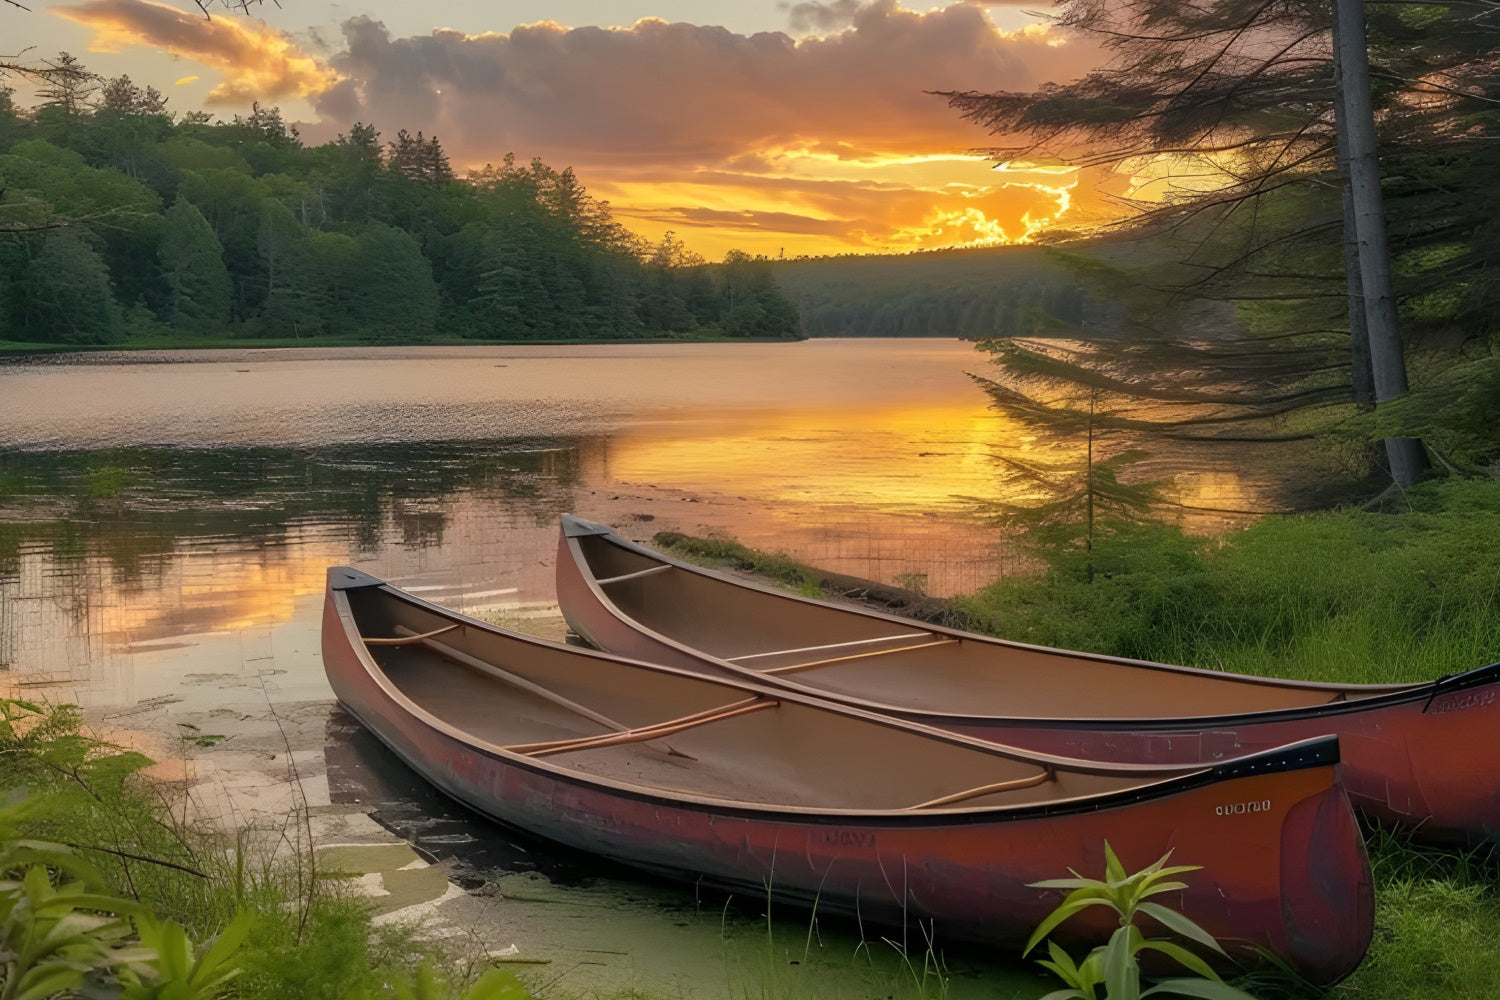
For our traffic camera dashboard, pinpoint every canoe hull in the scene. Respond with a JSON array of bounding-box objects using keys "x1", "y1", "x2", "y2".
[
  {"x1": 555, "y1": 520, "x2": 1500, "y2": 843},
  {"x1": 322, "y1": 584, "x2": 1372, "y2": 984}
]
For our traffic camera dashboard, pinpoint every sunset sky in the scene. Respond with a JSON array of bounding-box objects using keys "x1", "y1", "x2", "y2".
[{"x1": 9, "y1": 0, "x2": 1120, "y2": 257}]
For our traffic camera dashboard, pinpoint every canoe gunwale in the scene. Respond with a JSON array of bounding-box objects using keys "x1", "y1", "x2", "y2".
[
  {"x1": 324, "y1": 568, "x2": 1344, "y2": 827},
  {"x1": 558, "y1": 515, "x2": 1500, "y2": 728}
]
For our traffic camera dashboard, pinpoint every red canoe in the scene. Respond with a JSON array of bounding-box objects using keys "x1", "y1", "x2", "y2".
[
  {"x1": 322, "y1": 566, "x2": 1371, "y2": 984},
  {"x1": 556, "y1": 514, "x2": 1500, "y2": 843}
]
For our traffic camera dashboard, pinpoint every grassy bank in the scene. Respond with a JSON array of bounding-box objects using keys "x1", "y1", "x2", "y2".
[
  {"x1": 954, "y1": 477, "x2": 1500, "y2": 686},
  {"x1": 0, "y1": 698, "x2": 1012, "y2": 1000}
]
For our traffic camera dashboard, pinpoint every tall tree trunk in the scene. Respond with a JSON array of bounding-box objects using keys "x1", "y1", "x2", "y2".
[
  {"x1": 1332, "y1": 0, "x2": 1428, "y2": 486},
  {"x1": 1331, "y1": 30, "x2": 1374, "y2": 410}
]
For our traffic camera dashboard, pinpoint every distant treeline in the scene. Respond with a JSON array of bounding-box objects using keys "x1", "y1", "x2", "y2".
[
  {"x1": 0, "y1": 74, "x2": 798, "y2": 345},
  {"x1": 771, "y1": 245, "x2": 1113, "y2": 338}
]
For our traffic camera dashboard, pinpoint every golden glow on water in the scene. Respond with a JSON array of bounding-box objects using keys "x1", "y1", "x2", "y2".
[
  {"x1": 610, "y1": 404, "x2": 1014, "y2": 514},
  {"x1": 167, "y1": 549, "x2": 340, "y2": 636}
]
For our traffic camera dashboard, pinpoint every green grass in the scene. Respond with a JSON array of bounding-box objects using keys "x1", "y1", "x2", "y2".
[
  {"x1": 1334, "y1": 832, "x2": 1500, "y2": 999},
  {"x1": 954, "y1": 477, "x2": 1500, "y2": 685}
]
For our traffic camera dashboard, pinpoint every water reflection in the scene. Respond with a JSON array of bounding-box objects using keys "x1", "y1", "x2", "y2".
[
  {"x1": 613, "y1": 403, "x2": 1004, "y2": 513},
  {"x1": 0, "y1": 340, "x2": 1278, "y2": 704},
  {"x1": 0, "y1": 436, "x2": 1014, "y2": 698}
]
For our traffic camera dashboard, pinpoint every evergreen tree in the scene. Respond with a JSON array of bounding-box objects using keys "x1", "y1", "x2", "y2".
[
  {"x1": 34, "y1": 53, "x2": 97, "y2": 115},
  {"x1": 326, "y1": 122, "x2": 382, "y2": 223},
  {"x1": 99, "y1": 76, "x2": 168, "y2": 116},
  {"x1": 0, "y1": 88, "x2": 807, "y2": 349},
  {"x1": 969, "y1": 339, "x2": 1173, "y2": 581},
  {"x1": 351, "y1": 223, "x2": 438, "y2": 338},
  {"x1": 19, "y1": 230, "x2": 122, "y2": 344},
  {"x1": 942, "y1": 0, "x2": 1500, "y2": 478},
  {"x1": 158, "y1": 195, "x2": 231, "y2": 334},
  {"x1": 476, "y1": 221, "x2": 555, "y2": 338},
  {"x1": 256, "y1": 199, "x2": 303, "y2": 333},
  {"x1": 387, "y1": 129, "x2": 452, "y2": 186},
  {"x1": 287, "y1": 230, "x2": 359, "y2": 336},
  {"x1": 720, "y1": 250, "x2": 799, "y2": 337}
]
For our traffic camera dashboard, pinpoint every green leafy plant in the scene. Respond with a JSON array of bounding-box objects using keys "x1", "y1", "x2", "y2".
[
  {"x1": 1024, "y1": 842, "x2": 1256, "y2": 1000},
  {"x1": 0, "y1": 791, "x2": 149, "y2": 1000},
  {"x1": 1, "y1": 787, "x2": 255, "y2": 1000},
  {"x1": 0, "y1": 863, "x2": 151, "y2": 1000},
  {"x1": 117, "y1": 911, "x2": 252, "y2": 1000}
]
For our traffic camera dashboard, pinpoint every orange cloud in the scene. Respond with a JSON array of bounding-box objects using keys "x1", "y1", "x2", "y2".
[
  {"x1": 314, "y1": 5, "x2": 1098, "y2": 166},
  {"x1": 298, "y1": 3, "x2": 1103, "y2": 255},
  {"x1": 52, "y1": 0, "x2": 340, "y2": 103},
  {"x1": 52, "y1": 0, "x2": 1112, "y2": 255}
]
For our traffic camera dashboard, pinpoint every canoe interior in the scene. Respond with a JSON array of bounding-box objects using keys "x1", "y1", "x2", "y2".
[
  {"x1": 571, "y1": 532, "x2": 1402, "y2": 719},
  {"x1": 342, "y1": 586, "x2": 1179, "y2": 814}
]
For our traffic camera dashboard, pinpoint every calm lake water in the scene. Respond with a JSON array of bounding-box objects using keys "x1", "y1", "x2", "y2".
[{"x1": 0, "y1": 339, "x2": 1259, "y2": 997}]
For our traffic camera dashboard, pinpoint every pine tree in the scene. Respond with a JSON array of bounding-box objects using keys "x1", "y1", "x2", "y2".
[
  {"x1": 99, "y1": 75, "x2": 168, "y2": 116},
  {"x1": 20, "y1": 231, "x2": 123, "y2": 344},
  {"x1": 942, "y1": 0, "x2": 1500, "y2": 483},
  {"x1": 158, "y1": 196, "x2": 231, "y2": 334},
  {"x1": 386, "y1": 129, "x2": 452, "y2": 186},
  {"x1": 351, "y1": 223, "x2": 438, "y2": 338},
  {"x1": 968, "y1": 339, "x2": 1172, "y2": 582},
  {"x1": 34, "y1": 52, "x2": 98, "y2": 115}
]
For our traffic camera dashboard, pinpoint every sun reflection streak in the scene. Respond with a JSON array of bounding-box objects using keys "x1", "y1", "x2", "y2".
[{"x1": 608, "y1": 403, "x2": 1017, "y2": 514}]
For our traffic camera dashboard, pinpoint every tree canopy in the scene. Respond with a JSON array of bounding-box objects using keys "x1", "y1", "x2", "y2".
[{"x1": 0, "y1": 55, "x2": 800, "y2": 346}]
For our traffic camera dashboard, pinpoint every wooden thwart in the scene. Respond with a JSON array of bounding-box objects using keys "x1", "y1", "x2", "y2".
[
  {"x1": 728, "y1": 631, "x2": 932, "y2": 664},
  {"x1": 364, "y1": 624, "x2": 461, "y2": 646},
  {"x1": 595, "y1": 564, "x2": 674, "y2": 586},
  {"x1": 507, "y1": 696, "x2": 779, "y2": 757},
  {"x1": 763, "y1": 638, "x2": 959, "y2": 676},
  {"x1": 908, "y1": 768, "x2": 1056, "y2": 810},
  {"x1": 383, "y1": 625, "x2": 696, "y2": 760}
]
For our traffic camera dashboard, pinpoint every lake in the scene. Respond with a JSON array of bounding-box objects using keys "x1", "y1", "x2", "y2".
[
  {"x1": 0, "y1": 339, "x2": 1042, "y2": 693},
  {"x1": 0, "y1": 338, "x2": 1255, "y2": 997}
]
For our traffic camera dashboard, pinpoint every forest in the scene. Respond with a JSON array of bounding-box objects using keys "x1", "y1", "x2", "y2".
[
  {"x1": 0, "y1": 66, "x2": 799, "y2": 346},
  {"x1": 769, "y1": 244, "x2": 1104, "y2": 338}
]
